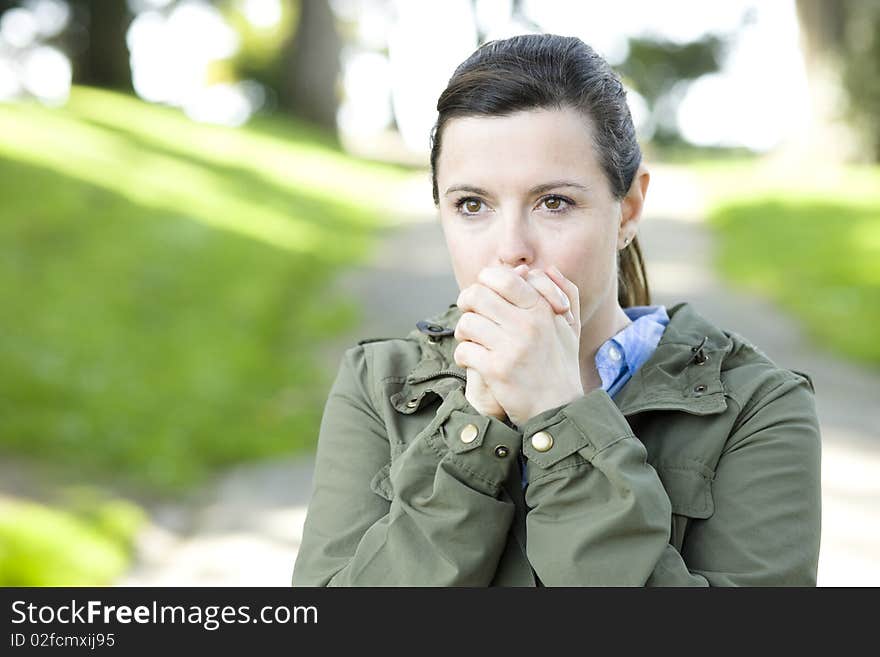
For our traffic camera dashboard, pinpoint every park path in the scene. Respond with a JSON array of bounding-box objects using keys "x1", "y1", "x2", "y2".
[{"x1": 119, "y1": 166, "x2": 880, "y2": 586}]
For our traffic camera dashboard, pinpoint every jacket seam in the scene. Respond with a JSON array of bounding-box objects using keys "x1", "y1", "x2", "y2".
[
  {"x1": 528, "y1": 458, "x2": 590, "y2": 484},
  {"x1": 363, "y1": 344, "x2": 385, "y2": 417},
  {"x1": 593, "y1": 433, "x2": 638, "y2": 457},
  {"x1": 727, "y1": 373, "x2": 800, "y2": 439}
]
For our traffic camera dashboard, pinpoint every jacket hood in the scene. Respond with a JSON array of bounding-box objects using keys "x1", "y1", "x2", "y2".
[{"x1": 406, "y1": 301, "x2": 734, "y2": 418}]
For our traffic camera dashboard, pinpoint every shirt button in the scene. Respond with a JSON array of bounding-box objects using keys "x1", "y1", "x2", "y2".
[
  {"x1": 608, "y1": 345, "x2": 621, "y2": 362},
  {"x1": 459, "y1": 423, "x2": 479, "y2": 444},
  {"x1": 494, "y1": 445, "x2": 510, "y2": 458},
  {"x1": 530, "y1": 431, "x2": 554, "y2": 452}
]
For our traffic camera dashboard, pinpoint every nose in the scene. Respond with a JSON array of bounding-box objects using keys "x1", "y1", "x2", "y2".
[{"x1": 495, "y1": 213, "x2": 536, "y2": 267}]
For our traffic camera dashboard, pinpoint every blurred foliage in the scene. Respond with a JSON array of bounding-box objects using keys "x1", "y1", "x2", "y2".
[
  {"x1": 619, "y1": 35, "x2": 726, "y2": 143},
  {"x1": 0, "y1": 491, "x2": 145, "y2": 585},
  {"x1": 221, "y1": 0, "x2": 299, "y2": 111},
  {"x1": 699, "y1": 161, "x2": 880, "y2": 364},
  {"x1": 0, "y1": 86, "x2": 410, "y2": 493}
]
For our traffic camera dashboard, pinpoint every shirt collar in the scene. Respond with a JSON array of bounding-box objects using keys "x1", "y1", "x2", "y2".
[{"x1": 595, "y1": 305, "x2": 670, "y2": 391}]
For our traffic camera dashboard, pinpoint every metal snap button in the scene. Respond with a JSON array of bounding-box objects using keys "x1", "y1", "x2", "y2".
[
  {"x1": 530, "y1": 431, "x2": 554, "y2": 452},
  {"x1": 459, "y1": 423, "x2": 478, "y2": 444},
  {"x1": 694, "y1": 384, "x2": 707, "y2": 394},
  {"x1": 406, "y1": 398, "x2": 419, "y2": 409},
  {"x1": 417, "y1": 320, "x2": 454, "y2": 337},
  {"x1": 494, "y1": 445, "x2": 510, "y2": 458}
]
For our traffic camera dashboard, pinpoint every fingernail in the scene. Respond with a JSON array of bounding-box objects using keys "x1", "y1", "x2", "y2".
[
  {"x1": 558, "y1": 290, "x2": 570, "y2": 309},
  {"x1": 565, "y1": 310, "x2": 575, "y2": 324}
]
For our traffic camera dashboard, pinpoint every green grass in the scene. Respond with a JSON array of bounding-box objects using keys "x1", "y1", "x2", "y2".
[
  {"x1": 696, "y1": 158, "x2": 880, "y2": 365},
  {"x1": 0, "y1": 492, "x2": 146, "y2": 586},
  {"x1": 0, "y1": 86, "x2": 411, "y2": 493}
]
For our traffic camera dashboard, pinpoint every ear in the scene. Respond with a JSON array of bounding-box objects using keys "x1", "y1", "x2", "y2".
[{"x1": 618, "y1": 162, "x2": 650, "y2": 248}]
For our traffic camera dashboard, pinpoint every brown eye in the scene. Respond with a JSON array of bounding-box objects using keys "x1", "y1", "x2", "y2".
[
  {"x1": 464, "y1": 199, "x2": 482, "y2": 213},
  {"x1": 539, "y1": 195, "x2": 572, "y2": 213}
]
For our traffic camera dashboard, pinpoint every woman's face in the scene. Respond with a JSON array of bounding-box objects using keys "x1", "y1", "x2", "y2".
[{"x1": 435, "y1": 107, "x2": 637, "y2": 327}]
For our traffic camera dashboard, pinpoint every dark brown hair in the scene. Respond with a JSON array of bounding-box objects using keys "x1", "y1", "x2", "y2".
[{"x1": 429, "y1": 34, "x2": 651, "y2": 307}]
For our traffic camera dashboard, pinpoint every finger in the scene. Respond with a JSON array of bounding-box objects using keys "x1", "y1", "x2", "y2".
[
  {"x1": 465, "y1": 368, "x2": 507, "y2": 421},
  {"x1": 454, "y1": 311, "x2": 504, "y2": 349},
  {"x1": 456, "y1": 283, "x2": 520, "y2": 326},
  {"x1": 477, "y1": 265, "x2": 541, "y2": 310},
  {"x1": 552, "y1": 310, "x2": 578, "y2": 339},
  {"x1": 524, "y1": 268, "x2": 570, "y2": 315},
  {"x1": 453, "y1": 339, "x2": 492, "y2": 373},
  {"x1": 545, "y1": 265, "x2": 580, "y2": 332}
]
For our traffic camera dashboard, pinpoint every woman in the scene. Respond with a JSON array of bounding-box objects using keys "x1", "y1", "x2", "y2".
[{"x1": 292, "y1": 34, "x2": 821, "y2": 586}]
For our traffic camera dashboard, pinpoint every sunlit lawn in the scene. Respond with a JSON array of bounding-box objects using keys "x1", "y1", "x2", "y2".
[
  {"x1": 0, "y1": 87, "x2": 411, "y2": 494},
  {"x1": 0, "y1": 87, "x2": 415, "y2": 583},
  {"x1": 0, "y1": 491, "x2": 145, "y2": 586},
  {"x1": 696, "y1": 159, "x2": 880, "y2": 366}
]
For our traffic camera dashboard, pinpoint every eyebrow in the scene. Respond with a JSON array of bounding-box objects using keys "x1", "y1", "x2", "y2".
[{"x1": 444, "y1": 180, "x2": 591, "y2": 197}]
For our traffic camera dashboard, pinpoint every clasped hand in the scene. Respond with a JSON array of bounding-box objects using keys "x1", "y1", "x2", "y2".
[{"x1": 453, "y1": 264, "x2": 584, "y2": 428}]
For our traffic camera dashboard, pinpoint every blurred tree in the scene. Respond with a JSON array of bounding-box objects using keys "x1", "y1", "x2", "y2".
[
  {"x1": 278, "y1": 0, "x2": 341, "y2": 135},
  {"x1": 68, "y1": 0, "x2": 133, "y2": 91},
  {"x1": 796, "y1": 0, "x2": 880, "y2": 162},
  {"x1": 618, "y1": 35, "x2": 725, "y2": 145},
  {"x1": 223, "y1": 0, "x2": 296, "y2": 114}
]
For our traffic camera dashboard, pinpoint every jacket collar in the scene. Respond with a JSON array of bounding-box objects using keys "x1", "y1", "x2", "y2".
[{"x1": 406, "y1": 301, "x2": 733, "y2": 418}]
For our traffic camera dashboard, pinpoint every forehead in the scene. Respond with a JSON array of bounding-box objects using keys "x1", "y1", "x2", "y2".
[{"x1": 437, "y1": 107, "x2": 602, "y2": 188}]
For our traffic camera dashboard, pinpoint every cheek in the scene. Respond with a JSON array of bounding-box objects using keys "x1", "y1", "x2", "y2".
[
  {"x1": 442, "y1": 224, "x2": 483, "y2": 288},
  {"x1": 549, "y1": 229, "x2": 617, "y2": 294}
]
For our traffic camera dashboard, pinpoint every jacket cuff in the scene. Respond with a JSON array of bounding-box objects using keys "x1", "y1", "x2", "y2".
[
  {"x1": 521, "y1": 387, "x2": 635, "y2": 471},
  {"x1": 425, "y1": 387, "x2": 523, "y2": 496}
]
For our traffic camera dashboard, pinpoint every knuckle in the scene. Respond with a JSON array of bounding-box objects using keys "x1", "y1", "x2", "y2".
[
  {"x1": 503, "y1": 277, "x2": 522, "y2": 298},
  {"x1": 476, "y1": 267, "x2": 495, "y2": 287},
  {"x1": 453, "y1": 341, "x2": 467, "y2": 365}
]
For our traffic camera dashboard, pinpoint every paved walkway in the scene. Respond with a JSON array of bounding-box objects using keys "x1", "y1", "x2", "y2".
[{"x1": 119, "y1": 166, "x2": 880, "y2": 586}]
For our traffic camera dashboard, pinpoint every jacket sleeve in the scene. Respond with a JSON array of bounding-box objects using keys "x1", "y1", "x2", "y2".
[
  {"x1": 292, "y1": 345, "x2": 522, "y2": 586},
  {"x1": 520, "y1": 374, "x2": 821, "y2": 586}
]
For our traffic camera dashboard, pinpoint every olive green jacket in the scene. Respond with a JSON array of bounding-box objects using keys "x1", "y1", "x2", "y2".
[{"x1": 292, "y1": 302, "x2": 821, "y2": 586}]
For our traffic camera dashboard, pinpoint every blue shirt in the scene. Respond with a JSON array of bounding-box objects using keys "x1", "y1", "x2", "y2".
[
  {"x1": 520, "y1": 304, "x2": 669, "y2": 489},
  {"x1": 595, "y1": 304, "x2": 670, "y2": 399}
]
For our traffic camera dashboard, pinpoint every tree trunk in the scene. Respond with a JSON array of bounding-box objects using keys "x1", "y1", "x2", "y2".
[
  {"x1": 70, "y1": 0, "x2": 133, "y2": 91},
  {"x1": 279, "y1": 0, "x2": 341, "y2": 135},
  {"x1": 793, "y1": 0, "x2": 863, "y2": 162}
]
